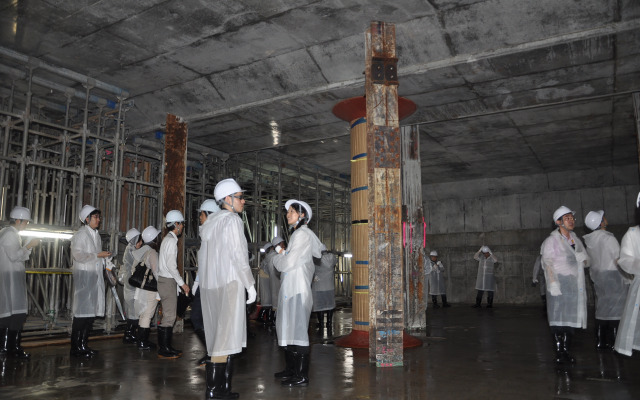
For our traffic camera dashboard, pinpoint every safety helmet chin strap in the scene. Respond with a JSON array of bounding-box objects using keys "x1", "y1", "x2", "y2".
[{"x1": 223, "y1": 196, "x2": 236, "y2": 213}]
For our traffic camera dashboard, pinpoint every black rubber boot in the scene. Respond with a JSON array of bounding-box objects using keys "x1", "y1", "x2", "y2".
[
  {"x1": 137, "y1": 327, "x2": 156, "y2": 350},
  {"x1": 432, "y1": 295, "x2": 440, "y2": 309},
  {"x1": 7, "y1": 330, "x2": 30, "y2": 359},
  {"x1": 205, "y1": 361, "x2": 238, "y2": 399},
  {"x1": 316, "y1": 312, "x2": 324, "y2": 327},
  {"x1": 595, "y1": 320, "x2": 606, "y2": 350},
  {"x1": 70, "y1": 319, "x2": 89, "y2": 358},
  {"x1": 223, "y1": 356, "x2": 239, "y2": 398},
  {"x1": 274, "y1": 348, "x2": 296, "y2": 379},
  {"x1": 157, "y1": 327, "x2": 179, "y2": 359},
  {"x1": 80, "y1": 319, "x2": 98, "y2": 358},
  {"x1": 257, "y1": 308, "x2": 266, "y2": 325},
  {"x1": 562, "y1": 332, "x2": 575, "y2": 364},
  {"x1": 282, "y1": 352, "x2": 310, "y2": 387},
  {"x1": 268, "y1": 310, "x2": 276, "y2": 327},
  {"x1": 165, "y1": 326, "x2": 182, "y2": 356},
  {"x1": 473, "y1": 291, "x2": 482, "y2": 308},
  {"x1": 123, "y1": 319, "x2": 138, "y2": 344},
  {"x1": 609, "y1": 320, "x2": 620, "y2": 350},
  {"x1": 195, "y1": 328, "x2": 208, "y2": 366},
  {"x1": 0, "y1": 327, "x2": 9, "y2": 356},
  {"x1": 553, "y1": 332, "x2": 563, "y2": 364},
  {"x1": 442, "y1": 295, "x2": 451, "y2": 308},
  {"x1": 326, "y1": 310, "x2": 334, "y2": 329},
  {"x1": 486, "y1": 292, "x2": 494, "y2": 308}
]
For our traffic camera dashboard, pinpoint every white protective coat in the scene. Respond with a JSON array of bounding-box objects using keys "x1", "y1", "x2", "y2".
[
  {"x1": 474, "y1": 250, "x2": 498, "y2": 291},
  {"x1": 199, "y1": 210, "x2": 255, "y2": 357},
  {"x1": 614, "y1": 226, "x2": 640, "y2": 356},
  {"x1": 273, "y1": 225, "x2": 323, "y2": 346},
  {"x1": 267, "y1": 251, "x2": 282, "y2": 310},
  {"x1": 70, "y1": 225, "x2": 105, "y2": 318},
  {"x1": 583, "y1": 229, "x2": 628, "y2": 320},
  {"x1": 121, "y1": 243, "x2": 137, "y2": 318},
  {"x1": 541, "y1": 230, "x2": 589, "y2": 329},
  {"x1": 0, "y1": 227, "x2": 32, "y2": 318},
  {"x1": 258, "y1": 251, "x2": 273, "y2": 307},
  {"x1": 428, "y1": 260, "x2": 446, "y2": 295},
  {"x1": 312, "y1": 252, "x2": 337, "y2": 312},
  {"x1": 131, "y1": 245, "x2": 159, "y2": 318}
]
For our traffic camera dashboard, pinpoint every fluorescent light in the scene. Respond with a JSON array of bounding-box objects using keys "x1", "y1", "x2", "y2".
[
  {"x1": 343, "y1": 253, "x2": 353, "y2": 258},
  {"x1": 274, "y1": 226, "x2": 278, "y2": 237},
  {"x1": 20, "y1": 230, "x2": 73, "y2": 240},
  {"x1": 260, "y1": 248, "x2": 265, "y2": 253}
]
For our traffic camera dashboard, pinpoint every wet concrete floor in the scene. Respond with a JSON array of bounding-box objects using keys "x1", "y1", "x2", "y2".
[{"x1": 1, "y1": 305, "x2": 639, "y2": 399}]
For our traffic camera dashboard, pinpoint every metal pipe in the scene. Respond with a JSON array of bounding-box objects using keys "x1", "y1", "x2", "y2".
[{"x1": 16, "y1": 68, "x2": 34, "y2": 206}]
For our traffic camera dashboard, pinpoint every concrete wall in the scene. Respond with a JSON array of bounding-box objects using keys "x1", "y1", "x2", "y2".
[{"x1": 423, "y1": 164, "x2": 639, "y2": 305}]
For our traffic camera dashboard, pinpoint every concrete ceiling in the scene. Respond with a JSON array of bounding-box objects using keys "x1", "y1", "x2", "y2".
[{"x1": 1, "y1": 0, "x2": 639, "y2": 185}]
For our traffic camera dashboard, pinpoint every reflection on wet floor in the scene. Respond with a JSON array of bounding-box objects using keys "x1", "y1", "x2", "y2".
[{"x1": 1, "y1": 305, "x2": 639, "y2": 399}]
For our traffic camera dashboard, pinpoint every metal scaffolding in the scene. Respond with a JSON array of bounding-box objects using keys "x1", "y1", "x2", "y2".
[{"x1": 0, "y1": 50, "x2": 352, "y2": 337}]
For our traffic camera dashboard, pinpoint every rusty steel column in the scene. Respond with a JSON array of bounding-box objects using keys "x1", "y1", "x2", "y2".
[
  {"x1": 401, "y1": 125, "x2": 427, "y2": 329},
  {"x1": 366, "y1": 21, "x2": 405, "y2": 367},
  {"x1": 163, "y1": 114, "x2": 188, "y2": 278}
]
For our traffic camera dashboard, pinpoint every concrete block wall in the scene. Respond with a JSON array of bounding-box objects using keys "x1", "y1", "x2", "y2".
[{"x1": 423, "y1": 165, "x2": 639, "y2": 305}]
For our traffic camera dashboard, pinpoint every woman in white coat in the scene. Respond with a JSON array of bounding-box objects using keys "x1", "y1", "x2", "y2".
[
  {"x1": 614, "y1": 193, "x2": 640, "y2": 356},
  {"x1": 473, "y1": 246, "x2": 498, "y2": 308},
  {"x1": 583, "y1": 210, "x2": 627, "y2": 349},
  {"x1": 132, "y1": 226, "x2": 162, "y2": 351},
  {"x1": 273, "y1": 199, "x2": 323, "y2": 387},
  {"x1": 428, "y1": 250, "x2": 450, "y2": 308},
  {"x1": 200, "y1": 179, "x2": 256, "y2": 400},
  {"x1": 541, "y1": 206, "x2": 589, "y2": 364},
  {"x1": 121, "y1": 228, "x2": 142, "y2": 344},
  {"x1": 0, "y1": 207, "x2": 39, "y2": 359},
  {"x1": 70, "y1": 205, "x2": 112, "y2": 358}
]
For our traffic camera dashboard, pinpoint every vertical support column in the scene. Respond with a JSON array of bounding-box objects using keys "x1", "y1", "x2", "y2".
[
  {"x1": 366, "y1": 21, "x2": 404, "y2": 367},
  {"x1": 163, "y1": 114, "x2": 188, "y2": 279},
  {"x1": 633, "y1": 93, "x2": 640, "y2": 180},
  {"x1": 401, "y1": 125, "x2": 426, "y2": 329}
]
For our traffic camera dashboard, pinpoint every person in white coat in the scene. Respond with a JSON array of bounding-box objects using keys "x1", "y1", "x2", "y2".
[
  {"x1": 473, "y1": 246, "x2": 498, "y2": 308},
  {"x1": 427, "y1": 250, "x2": 450, "y2": 308},
  {"x1": 541, "y1": 206, "x2": 590, "y2": 364},
  {"x1": 200, "y1": 178, "x2": 256, "y2": 400},
  {"x1": 132, "y1": 226, "x2": 162, "y2": 351},
  {"x1": 70, "y1": 205, "x2": 112, "y2": 358},
  {"x1": 273, "y1": 199, "x2": 323, "y2": 387},
  {"x1": 257, "y1": 242, "x2": 274, "y2": 326},
  {"x1": 583, "y1": 210, "x2": 627, "y2": 349},
  {"x1": 614, "y1": 193, "x2": 640, "y2": 356},
  {"x1": 121, "y1": 228, "x2": 142, "y2": 344},
  {"x1": 0, "y1": 207, "x2": 40, "y2": 359},
  {"x1": 312, "y1": 247, "x2": 337, "y2": 329},
  {"x1": 267, "y1": 236, "x2": 285, "y2": 327}
]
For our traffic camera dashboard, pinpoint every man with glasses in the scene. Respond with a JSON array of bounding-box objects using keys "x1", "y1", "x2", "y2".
[
  {"x1": 540, "y1": 206, "x2": 590, "y2": 364},
  {"x1": 157, "y1": 209, "x2": 190, "y2": 359}
]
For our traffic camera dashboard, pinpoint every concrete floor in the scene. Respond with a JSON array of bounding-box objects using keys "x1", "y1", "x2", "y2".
[{"x1": 1, "y1": 305, "x2": 639, "y2": 400}]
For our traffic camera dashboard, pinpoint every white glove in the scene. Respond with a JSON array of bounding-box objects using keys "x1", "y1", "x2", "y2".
[
  {"x1": 575, "y1": 250, "x2": 588, "y2": 266},
  {"x1": 532, "y1": 278, "x2": 539, "y2": 284},
  {"x1": 548, "y1": 281, "x2": 562, "y2": 296},
  {"x1": 246, "y1": 285, "x2": 257, "y2": 304},
  {"x1": 192, "y1": 281, "x2": 199, "y2": 295},
  {"x1": 275, "y1": 245, "x2": 283, "y2": 254},
  {"x1": 105, "y1": 257, "x2": 116, "y2": 271}
]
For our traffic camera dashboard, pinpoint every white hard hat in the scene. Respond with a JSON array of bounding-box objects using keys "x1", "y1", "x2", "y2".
[
  {"x1": 262, "y1": 242, "x2": 273, "y2": 251},
  {"x1": 585, "y1": 210, "x2": 604, "y2": 231},
  {"x1": 165, "y1": 210, "x2": 184, "y2": 223},
  {"x1": 553, "y1": 206, "x2": 575, "y2": 222},
  {"x1": 285, "y1": 199, "x2": 313, "y2": 223},
  {"x1": 125, "y1": 228, "x2": 141, "y2": 243},
  {"x1": 214, "y1": 178, "x2": 244, "y2": 201},
  {"x1": 9, "y1": 206, "x2": 31, "y2": 221},
  {"x1": 141, "y1": 226, "x2": 161, "y2": 243},
  {"x1": 79, "y1": 205, "x2": 97, "y2": 223},
  {"x1": 271, "y1": 236, "x2": 284, "y2": 246},
  {"x1": 198, "y1": 199, "x2": 220, "y2": 213},
  {"x1": 481, "y1": 246, "x2": 491, "y2": 253},
  {"x1": 430, "y1": 250, "x2": 438, "y2": 257}
]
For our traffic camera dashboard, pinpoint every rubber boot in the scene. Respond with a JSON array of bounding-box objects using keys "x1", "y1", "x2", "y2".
[
  {"x1": 553, "y1": 332, "x2": 563, "y2": 364},
  {"x1": 326, "y1": 310, "x2": 334, "y2": 330},
  {"x1": 609, "y1": 321, "x2": 619, "y2": 350},
  {"x1": 80, "y1": 319, "x2": 98, "y2": 358},
  {"x1": 442, "y1": 295, "x2": 451, "y2": 308},
  {"x1": 486, "y1": 292, "x2": 494, "y2": 308},
  {"x1": 0, "y1": 327, "x2": 8, "y2": 356},
  {"x1": 562, "y1": 332, "x2": 575, "y2": 364},
  {"x1": 223, "y1": 356, "x2": 239, "y2": 398},
  {"x1": 195, "y1": 328, "x2": 208, "y2": 366},
  {"x1": 473, "y1": 291, "x2": 482, "y2": 308},
  {"x1": 274, "y1": 348, "x2": 296, "y2": 379},
  {"x1": 70, "y1": 321, "x2": 89, "y2": 358},
  {"x1": 432, "y1": 295, "x2": 440, "y2": 309},
  {"x1": 7, "y1": 330, "x2": 30, "y2": 359},
  {"x1": 268, "y1": 310, "x2": 276, "y2": 327},
  {"x1": 595, "y1": 320, "x2": 606, "y2": 350},
  {"x1": 165, "y1": 326, "x2": 182, "y2": 356},
  {"x1": 157, "y1": 327, "x2": 179, "y2": 359},
  {"x1": 282, "y1": 352, "x2": 310, "y2": 387},
  {"x1": 205, "y1": 361, "x2": 238, "y2": 399},
  {"x1": 257, "y1": 308, "x2": 266, "y2": 325},
  {"x1": 316, "y1": 312, "x2": 324, "y2": 328},
  {"x1": 137, "y1": 327, "x2": 156, "y2": 350},
  {"x1": 123, "y1": 319, "x2": 138, "y2": 344}
]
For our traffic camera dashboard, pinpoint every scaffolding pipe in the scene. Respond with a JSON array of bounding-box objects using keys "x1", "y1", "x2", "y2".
[{"x1": 16, "y1": 68, "x2": 34, "y2": 206}]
